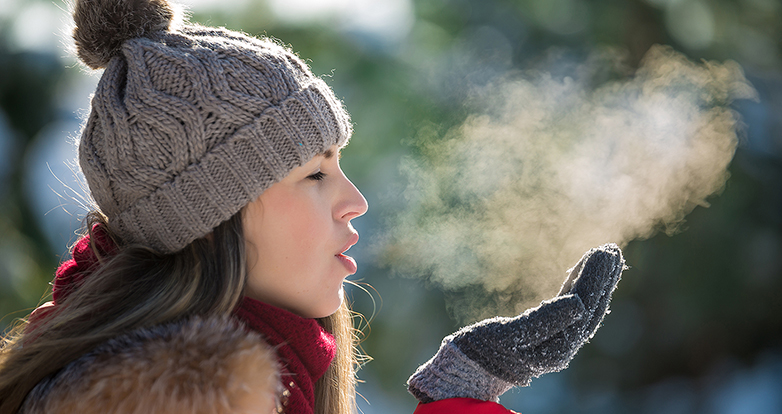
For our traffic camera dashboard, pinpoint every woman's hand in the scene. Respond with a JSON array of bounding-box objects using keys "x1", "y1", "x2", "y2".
[{"x1": 408, "y1": 244, "x2": 626, "y2": 403}]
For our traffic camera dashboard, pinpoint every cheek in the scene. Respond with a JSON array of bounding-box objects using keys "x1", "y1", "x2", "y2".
[
  {"x1": 258, "y1": 193, "x2": 330, "y2": 268},
  {"x1": 243, "y1": 184, "x2": 341, "y2": 317}
]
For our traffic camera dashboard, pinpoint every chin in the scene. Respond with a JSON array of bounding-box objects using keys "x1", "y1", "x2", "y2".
[{"x1": 313, "y1": 288, "x2": 345, "y2": 319}]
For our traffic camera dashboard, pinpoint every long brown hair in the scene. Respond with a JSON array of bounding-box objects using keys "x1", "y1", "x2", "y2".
[
  {"x1": 0, "y1": 211, "x2": 360, "y2": 414},
  {"x1": 317, "y1": 302, "x2": 359, "y2": 414}
]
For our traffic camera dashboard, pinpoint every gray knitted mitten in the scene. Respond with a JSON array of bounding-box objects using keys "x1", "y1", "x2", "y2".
[{"x1": 407, "y1": 243, "x2": 625, "y2": 403}]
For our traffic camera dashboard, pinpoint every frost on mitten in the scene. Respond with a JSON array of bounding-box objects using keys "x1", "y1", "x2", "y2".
[{"x1": 408, "y1": 244, "x2": 625, "y2": 403}]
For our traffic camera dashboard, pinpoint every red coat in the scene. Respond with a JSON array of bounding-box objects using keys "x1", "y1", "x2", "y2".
[{"x1": 414, "y1": 398, "x2": 517, "y2": 414}]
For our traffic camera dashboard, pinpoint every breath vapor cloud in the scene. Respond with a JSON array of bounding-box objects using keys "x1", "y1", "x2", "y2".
[{"x1": 383, "y1": 46, "x2": 756, "y2": 322}]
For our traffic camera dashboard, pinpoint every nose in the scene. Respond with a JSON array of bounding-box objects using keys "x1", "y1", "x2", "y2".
[{"x1": 335, "y1": 171, "x2": 368, "y2": 222}]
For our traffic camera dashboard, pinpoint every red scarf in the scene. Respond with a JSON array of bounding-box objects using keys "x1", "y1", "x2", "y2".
[
  {"x1": 31, "y1": 227, "x2": 336, "y2": 414},
  {"x1": 234, "y1": 297, "x2": 336, "y2": 414},
  {"x1": 27, "y1": 224, "x2": 117, "y2": 325}
]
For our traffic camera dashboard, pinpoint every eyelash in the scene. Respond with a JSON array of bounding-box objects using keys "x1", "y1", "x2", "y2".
[{"x1": 307, "y1": 171, "x2": 326, "y2": 181}]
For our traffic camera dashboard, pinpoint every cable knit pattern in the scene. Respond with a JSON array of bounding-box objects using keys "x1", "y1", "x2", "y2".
[{"x1": 78, "y1": 19, "x2": 352, "y2": 253}]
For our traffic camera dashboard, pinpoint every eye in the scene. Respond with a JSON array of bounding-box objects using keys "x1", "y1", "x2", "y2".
[{"x1": 307, "y1": 171, "x2": 326, "y2": 181}]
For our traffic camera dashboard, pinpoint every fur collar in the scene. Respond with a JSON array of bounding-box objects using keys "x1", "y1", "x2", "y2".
[{"x1": 20, "y1": 316, "x2": 280, "y2": 414}]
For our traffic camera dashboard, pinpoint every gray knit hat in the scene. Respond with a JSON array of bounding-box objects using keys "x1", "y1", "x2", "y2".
[{"x1": 73, "y1": 0, "x2": 352, "y2": 253}]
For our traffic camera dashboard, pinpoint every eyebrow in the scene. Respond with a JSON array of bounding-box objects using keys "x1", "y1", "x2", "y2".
[{"x1": 321, "y1": 148, "x2": 341, "y2": 159}]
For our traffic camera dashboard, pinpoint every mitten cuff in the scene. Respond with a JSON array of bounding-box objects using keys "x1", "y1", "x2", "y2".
[{"x1": 408, "y1": 340, "x2": 514, "y2": 403}]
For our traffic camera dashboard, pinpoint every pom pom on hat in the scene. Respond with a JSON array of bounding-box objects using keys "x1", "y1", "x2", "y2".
[{"x1": 73, "y1": 0, "x2": 177, "y2": 69}]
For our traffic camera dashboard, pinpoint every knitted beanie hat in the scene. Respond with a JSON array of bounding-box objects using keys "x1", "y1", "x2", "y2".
[{"x1": 73, "y1": 0, "x2": 353, "y2": 253}]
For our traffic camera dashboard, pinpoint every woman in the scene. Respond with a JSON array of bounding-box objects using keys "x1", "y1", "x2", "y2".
[{"x1": 0, "y1": 1, "x2": 625, "y2": 413}]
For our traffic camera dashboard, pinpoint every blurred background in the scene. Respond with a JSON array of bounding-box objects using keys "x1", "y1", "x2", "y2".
[{"x1": 1, "y1": 0, "x2": 780, "y2": 413}]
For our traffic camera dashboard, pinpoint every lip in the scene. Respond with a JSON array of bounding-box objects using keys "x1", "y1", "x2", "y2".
[
  {"x1": 336, "y1": 233, "x2": 360, "y2": 274},
  {"x1": 337, "y1": 232, "x2": 359, "y2": 255}
]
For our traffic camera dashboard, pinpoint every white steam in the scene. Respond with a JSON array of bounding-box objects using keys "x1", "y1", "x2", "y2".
[{"x1": 383, "y1": 45, "x2": 756, "y2": 322}]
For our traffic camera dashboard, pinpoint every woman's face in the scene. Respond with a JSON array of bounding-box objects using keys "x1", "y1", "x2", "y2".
[{"x1": 242, "y1": 145, "x2": 368, "y2": 318}]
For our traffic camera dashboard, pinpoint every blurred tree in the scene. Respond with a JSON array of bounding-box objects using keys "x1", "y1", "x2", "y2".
[{"x1": 0, "y1": 45, "x2": 64, "y2": 325}]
